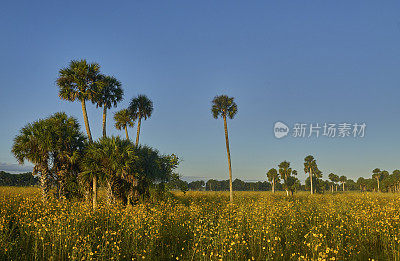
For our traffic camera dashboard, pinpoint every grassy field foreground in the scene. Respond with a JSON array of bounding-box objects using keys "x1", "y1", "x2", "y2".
[{"x1": 1, "y1": 188, "x2": 400, "y2": 260}]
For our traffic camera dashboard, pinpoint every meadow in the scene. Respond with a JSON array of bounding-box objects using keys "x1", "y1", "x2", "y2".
[{"x1": 1, "y1": 187, "x2": 400, "y2": 261}]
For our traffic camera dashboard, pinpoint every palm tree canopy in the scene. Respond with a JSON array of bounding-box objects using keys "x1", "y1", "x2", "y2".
[
  {"x1": 304, "y1": 155, "x2": 322, "y2": 178},
  {"x1": 339, "y1": 175, "x2": 347, "y2": 183},
  {"x1": 278, "y1": 161, "x2": 292, "y2": 180},
  {"x1": 80, "y1": 136, "x2": 135, "y2": 182},
  {"x1": 266, "y1": 168, "x2": 279, "y2": 182},
  {"x1": 211, "y1": 95, "x2": 238, "y2": 119},
  {"x1": 114, "y1": 109, "x2": 135, "y2": 130},
  {"x1": 12, "y1": 120, "x2": 50, "y2": 166},
  {"x1": 129, "y1": 94, "x2": 153, "y2": 120},
  {"x1": 57, "y1": 59, "x2": 103, "y2": 102},
  {"x1": 12, "y1": 112, "x2": 86, "y2": 178},
  {"x1": 95, "y1": 75, "x2": 123, "y2": 109}
]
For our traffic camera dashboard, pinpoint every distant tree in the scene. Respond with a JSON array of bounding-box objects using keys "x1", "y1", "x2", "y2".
[
  {"x1": 95, "y1": 75, "x2": 123, "y2": 138},
  {"x1": 304, "y1": 155, "x2": 322, "y2": 195},
  {"x1": 278, "y1": 161, "x2": 296, "y2": 196},
  {"x1": 328, "y1": 173, "x2": 337, "y2": 192},
  {"x1": 339, "y1": 175, "x2": 347, "y2": 191},
  {"x1": 211, "y1": 95, "x2": 238, "y2": 203},
  {"x1": 267, "y1": 168, "x2": 279, "y2": 193},
  {"x1": 114, "y1": 109, "x2": 135, "y2": 140},
  {"x1": 166, "y1": 173, "x2": 188, "y2": 193},
  {"x1": 357, "y1": 177, "x2": 367, "y2": 192},
  {"x1": 372, "y1": 168, "x2": 382, "y2": 192},
  {"x1": 0, "y1": 171, "x2": 38, "y2": 186},
  {"x1": 188, "y1": 180, "x2": 205, "y2": 190},
  {"x1": 129, "y1": 95, "x2": 153, "y2": 146}
]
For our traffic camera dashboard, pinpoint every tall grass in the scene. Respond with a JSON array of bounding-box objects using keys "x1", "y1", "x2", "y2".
[{"x1": 1, "y1": 187, "x2": 399, "y2": 260}]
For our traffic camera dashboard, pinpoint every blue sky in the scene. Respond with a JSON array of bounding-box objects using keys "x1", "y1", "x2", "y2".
[{"x1": 0, "y1": 1, "x2": 399, "y2": 182}]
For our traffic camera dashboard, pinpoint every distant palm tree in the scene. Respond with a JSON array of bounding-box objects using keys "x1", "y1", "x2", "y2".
[
  {"x1": 339, "y1": 175, "x2": 347, "y2": 191},
  {"x1": 95, "y1": 75, "x2": 123, "y2": 138},
  {"x1": 57, "y1": 59, "x2": 103, "y2": 209},
  {"x1": 304, "y1": 155, "x2": 321, "y2": 195},
  {"x1": 372, "y1": 168, "x2": 382, "y2": 192},
  {"x1": 278, "y1": 161, "x2": 293, "y2": 196},
  {"x1": 114, "y1": 109, "x2": 135, "y2": 140},
  {"x1": 267, "y1": 168, "x2": 279, "y2": 193},
  {"x1": 211, "y1": 95, "x2": 238, "y2": 203},
  {"x1": 129, "y1": 95, "x2": 153, "y2": 146},
  {"x1": 328, "y1": 173, "x2": 337, "y2": 192}
]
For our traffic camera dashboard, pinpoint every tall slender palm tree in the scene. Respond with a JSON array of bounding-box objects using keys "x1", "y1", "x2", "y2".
[
  {"x1": 129, "y1": 95, "x2": 153, "y2": 146},
  {"x1": 114, "y1": 109, "x2": 135, "y2": 140},
  {"x1": 57, "y1": 59, "x2": 103, "y2": 209},
  {"x1": 266, "y1": 168, "x2": 279, "y2": 193},
  {"x1": 57, "y1": 59, "x2": 103, "y2": 142},
  {"x1": 211, "y1": 95, "x2": 238, "y2": 203},
  {"x1": 304, "y1": 155, "x2": 321, "y2": 195},
  {"x1": 95, "y1": 75, "x2": 123, "y2": 138}
]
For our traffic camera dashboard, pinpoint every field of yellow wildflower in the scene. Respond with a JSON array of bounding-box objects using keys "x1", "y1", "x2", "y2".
[{"x1": 1, "y1": 187, "x2": 400, "y2": 260}]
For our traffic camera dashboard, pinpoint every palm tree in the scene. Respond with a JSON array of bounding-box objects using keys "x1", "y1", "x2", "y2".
[
  {"x1": 304, "y1": 155, "x2": 321, "y2": 195},
  {"x1": 328, "y1": 173, "x2": 337, "y2": 192},
  {"x1": 57, "y1": 59, "x2": 103, "y2": 209},
  {"x1": 266, "y1": 168, "x2": 279, "y2": 193},
  {"x1": 372, "y1": 168, "x2": 382, "y2": 192},
  {"x1": 339, "y1": 175, "x2": 347, "y2": 191},
  {"x1": 211, "y1": 95, "x2": 238, "y2": 203},
  {"x1": 57, "y1": 59, "x2": 103, "y2": 142},
  {"x1": 129, "y1": 95, "x2": 153, "y2": 146},
  {"x1": 114, "y1": 109, "x2": 135, "y2": 140},
  {"x1": 12, "y1": 120, "x2": 51, "y2": 201},
  {"x1": 47, "y1": 112, "x2": 86, "y2": 199},
  {"x1": 81, "y1": 136, "x2": 135, "y2": 205},
  {"x1": 95, "y1": 75, "x2": 123, "y2": 138},
  {"x1": 278, "y1": 161, "x2": 297, "y2": 196}
]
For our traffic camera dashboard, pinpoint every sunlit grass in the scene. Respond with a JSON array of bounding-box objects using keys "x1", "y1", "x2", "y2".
[{"x1": 1, "y1": 187, "x2": 400, "y2": 260}]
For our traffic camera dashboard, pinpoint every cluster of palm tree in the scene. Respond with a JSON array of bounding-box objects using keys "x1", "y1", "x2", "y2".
[
  {"x1": 12, "y1": 59, "x2": 177, "y2": 210},
  {"x1": 266, "y1": 161, "x2": 300, "y2": 196},
  {"x1": 356, "y1": 169, "x2": 400, "y2": 193}
]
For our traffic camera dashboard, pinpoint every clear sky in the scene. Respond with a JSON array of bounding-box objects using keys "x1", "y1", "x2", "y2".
[{"x1": 1, "y1": 1, "x2": 399, "y2": 182}]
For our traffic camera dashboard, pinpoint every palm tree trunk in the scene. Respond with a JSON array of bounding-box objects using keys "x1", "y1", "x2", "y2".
[
  {"x1": 93, "y1": 175, "x2": 97, "y2": 209},
  {"x1": 125, "y1": 126, "x2": 129, "y2": 140},
  {"x1": 272, "y1": 178, "x2": 275, "y2": 193},
  {"x1": 81, "y1": 99, "x2": 92, "y2": 142},
  {"x1": 40, "y1": 167, "x2": 49, "y2": 202},
  {"x1": 343, "y1": 182, "x2": 345, "y2": 191},
  {"x1": 81, "y1": 99, "x2": 97, "y2": 210},
  {"x1": 102, "y1": 106, "x2": 107, "y2": 138},
  {"x1": 136, "y1": 116, "x2": 141, "y2": 146},
  {"x1": 310, "y1": 169, "x2": 313, "y2": 195},
  {"x1": 377, "y1": 178, "x2": 380, "y2": 192},
  {"x1": 223, "y1": 115, "x2": 233, "y2": 203}
]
